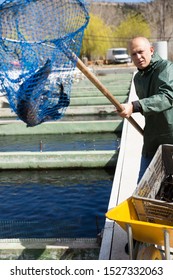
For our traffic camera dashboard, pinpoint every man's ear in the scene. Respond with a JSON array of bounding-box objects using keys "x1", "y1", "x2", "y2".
[{"x1": 150, "y1": 46, "x2": 154, "y2": 55}]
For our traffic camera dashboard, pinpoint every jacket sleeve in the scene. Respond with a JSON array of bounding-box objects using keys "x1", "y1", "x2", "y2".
[
  {"x1": 132, "y1": 100, "x2": 143, "y2": 113},
  {"x1": 136, "y1": 63, "x2": 173, "y2": 116}
]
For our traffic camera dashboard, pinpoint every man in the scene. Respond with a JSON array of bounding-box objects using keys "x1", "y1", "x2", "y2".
[{"x1": 119, "y1": 37, "x2": 173, "y2": 181}]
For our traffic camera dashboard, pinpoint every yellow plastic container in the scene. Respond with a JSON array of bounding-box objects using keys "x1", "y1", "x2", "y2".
[{"x1": 106, "y1": 197, "x2": 173, "y2": 247}]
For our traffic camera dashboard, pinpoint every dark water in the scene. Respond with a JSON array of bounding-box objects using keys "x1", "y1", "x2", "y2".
[
  {"x1": 0, "y1": 168, "x2": 114, "y2": 238},
  {"x1": 0, "y1": 133, "x2": 120, "y2": 152},
  {"x1": 0, "y1": 133, "x2": 117, "y2": 238}
]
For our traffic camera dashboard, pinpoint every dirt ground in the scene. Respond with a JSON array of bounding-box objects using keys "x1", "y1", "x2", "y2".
[{"x1": 88, "y1": 60, "x2": 135, "y2": 70}]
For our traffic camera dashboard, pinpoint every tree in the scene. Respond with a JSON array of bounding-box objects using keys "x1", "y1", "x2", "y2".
[
  {"x1": 113, "y1": 12, "x2": 151, "y2": 48},
  {"x1": 81, "y1": 13, "x2": 113, "y2": 60},
  {"x1": 89, "y1": 1, "x2": 173, "y2": 59},
  {"x1": 139, "y1": 0, "x2": 173, "y2": 41}
]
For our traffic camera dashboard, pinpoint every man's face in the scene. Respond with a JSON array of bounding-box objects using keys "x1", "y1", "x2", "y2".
[{"x1": 130, "y1": 38, "x2": 154, "y2": 70}]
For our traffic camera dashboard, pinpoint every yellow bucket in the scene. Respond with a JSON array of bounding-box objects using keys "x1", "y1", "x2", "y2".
[{"x1": 106, "y1": 197, "x2": 173, "y2": 247}]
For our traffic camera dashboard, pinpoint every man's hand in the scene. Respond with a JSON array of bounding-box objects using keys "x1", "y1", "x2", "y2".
[{"x1": 117, "y1": 103, "x2": 133, "y2": 118}]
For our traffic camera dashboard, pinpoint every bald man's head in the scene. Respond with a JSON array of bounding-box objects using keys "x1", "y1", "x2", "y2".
[{"x1": 129, "y1": 37, "x2": 154, "y2": 69}]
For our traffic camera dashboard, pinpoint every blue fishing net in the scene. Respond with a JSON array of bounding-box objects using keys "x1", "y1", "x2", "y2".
[{"x1": 0, "y1": 0, "x2": 90, "y2": 127}]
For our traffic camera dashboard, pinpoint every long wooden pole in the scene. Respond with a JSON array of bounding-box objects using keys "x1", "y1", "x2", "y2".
[{"x1": 76, "y1": 57, "x2": 144, "y2": 136}]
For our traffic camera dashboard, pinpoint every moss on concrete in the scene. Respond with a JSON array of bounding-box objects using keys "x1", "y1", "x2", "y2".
[{"x1": 0, "y1": 248, "x2": 100, "y2": 260}]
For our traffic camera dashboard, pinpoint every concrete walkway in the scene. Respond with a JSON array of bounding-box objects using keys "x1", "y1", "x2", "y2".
[
  {"x1": 0, "y1": 150, "x2": 118, "y2": 169},
  {"x1": 0, "y1": 119, "x2": 122, "y2": 135},
  {"x1": 99, "y1": 74, "x2": 145, "y2": 260}
]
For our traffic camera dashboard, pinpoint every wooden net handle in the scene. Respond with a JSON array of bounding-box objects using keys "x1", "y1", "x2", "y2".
[{"x1": 76, "y1": 57, "x2": 144, "y2": 136}]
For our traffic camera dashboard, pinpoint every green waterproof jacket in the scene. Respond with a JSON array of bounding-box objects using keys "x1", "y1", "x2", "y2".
[{"x1": 134, "y1": 51, "x2": 173, "y2": 157}]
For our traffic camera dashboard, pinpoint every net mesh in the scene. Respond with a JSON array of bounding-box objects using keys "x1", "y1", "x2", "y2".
[{"x1": 0, "y1": 0, "x2": 90, "y2": 127}]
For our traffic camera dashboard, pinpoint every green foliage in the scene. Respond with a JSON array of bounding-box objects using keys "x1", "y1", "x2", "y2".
[
  {"x1": 113, "y1": 13, "x2": 151, "y2": 48},
  {"x1": 80, "y1": 12, "x2": 151, "y2": 60},
  {"x1": 81, "y1": 13, "x2": 113, "y2": 60}
]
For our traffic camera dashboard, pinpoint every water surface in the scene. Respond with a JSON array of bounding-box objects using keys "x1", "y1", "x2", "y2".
[
  {"x1": 0, "y1": 168, "x2": 114, "y2": 238},
  {"x1": 0, "y1": 133, "x2": 120, "y2": 152}
]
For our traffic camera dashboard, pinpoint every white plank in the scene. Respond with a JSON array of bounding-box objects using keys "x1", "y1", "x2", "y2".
[{"x1": 99, "y1": 74, "x2": 145, "y2": 259}]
